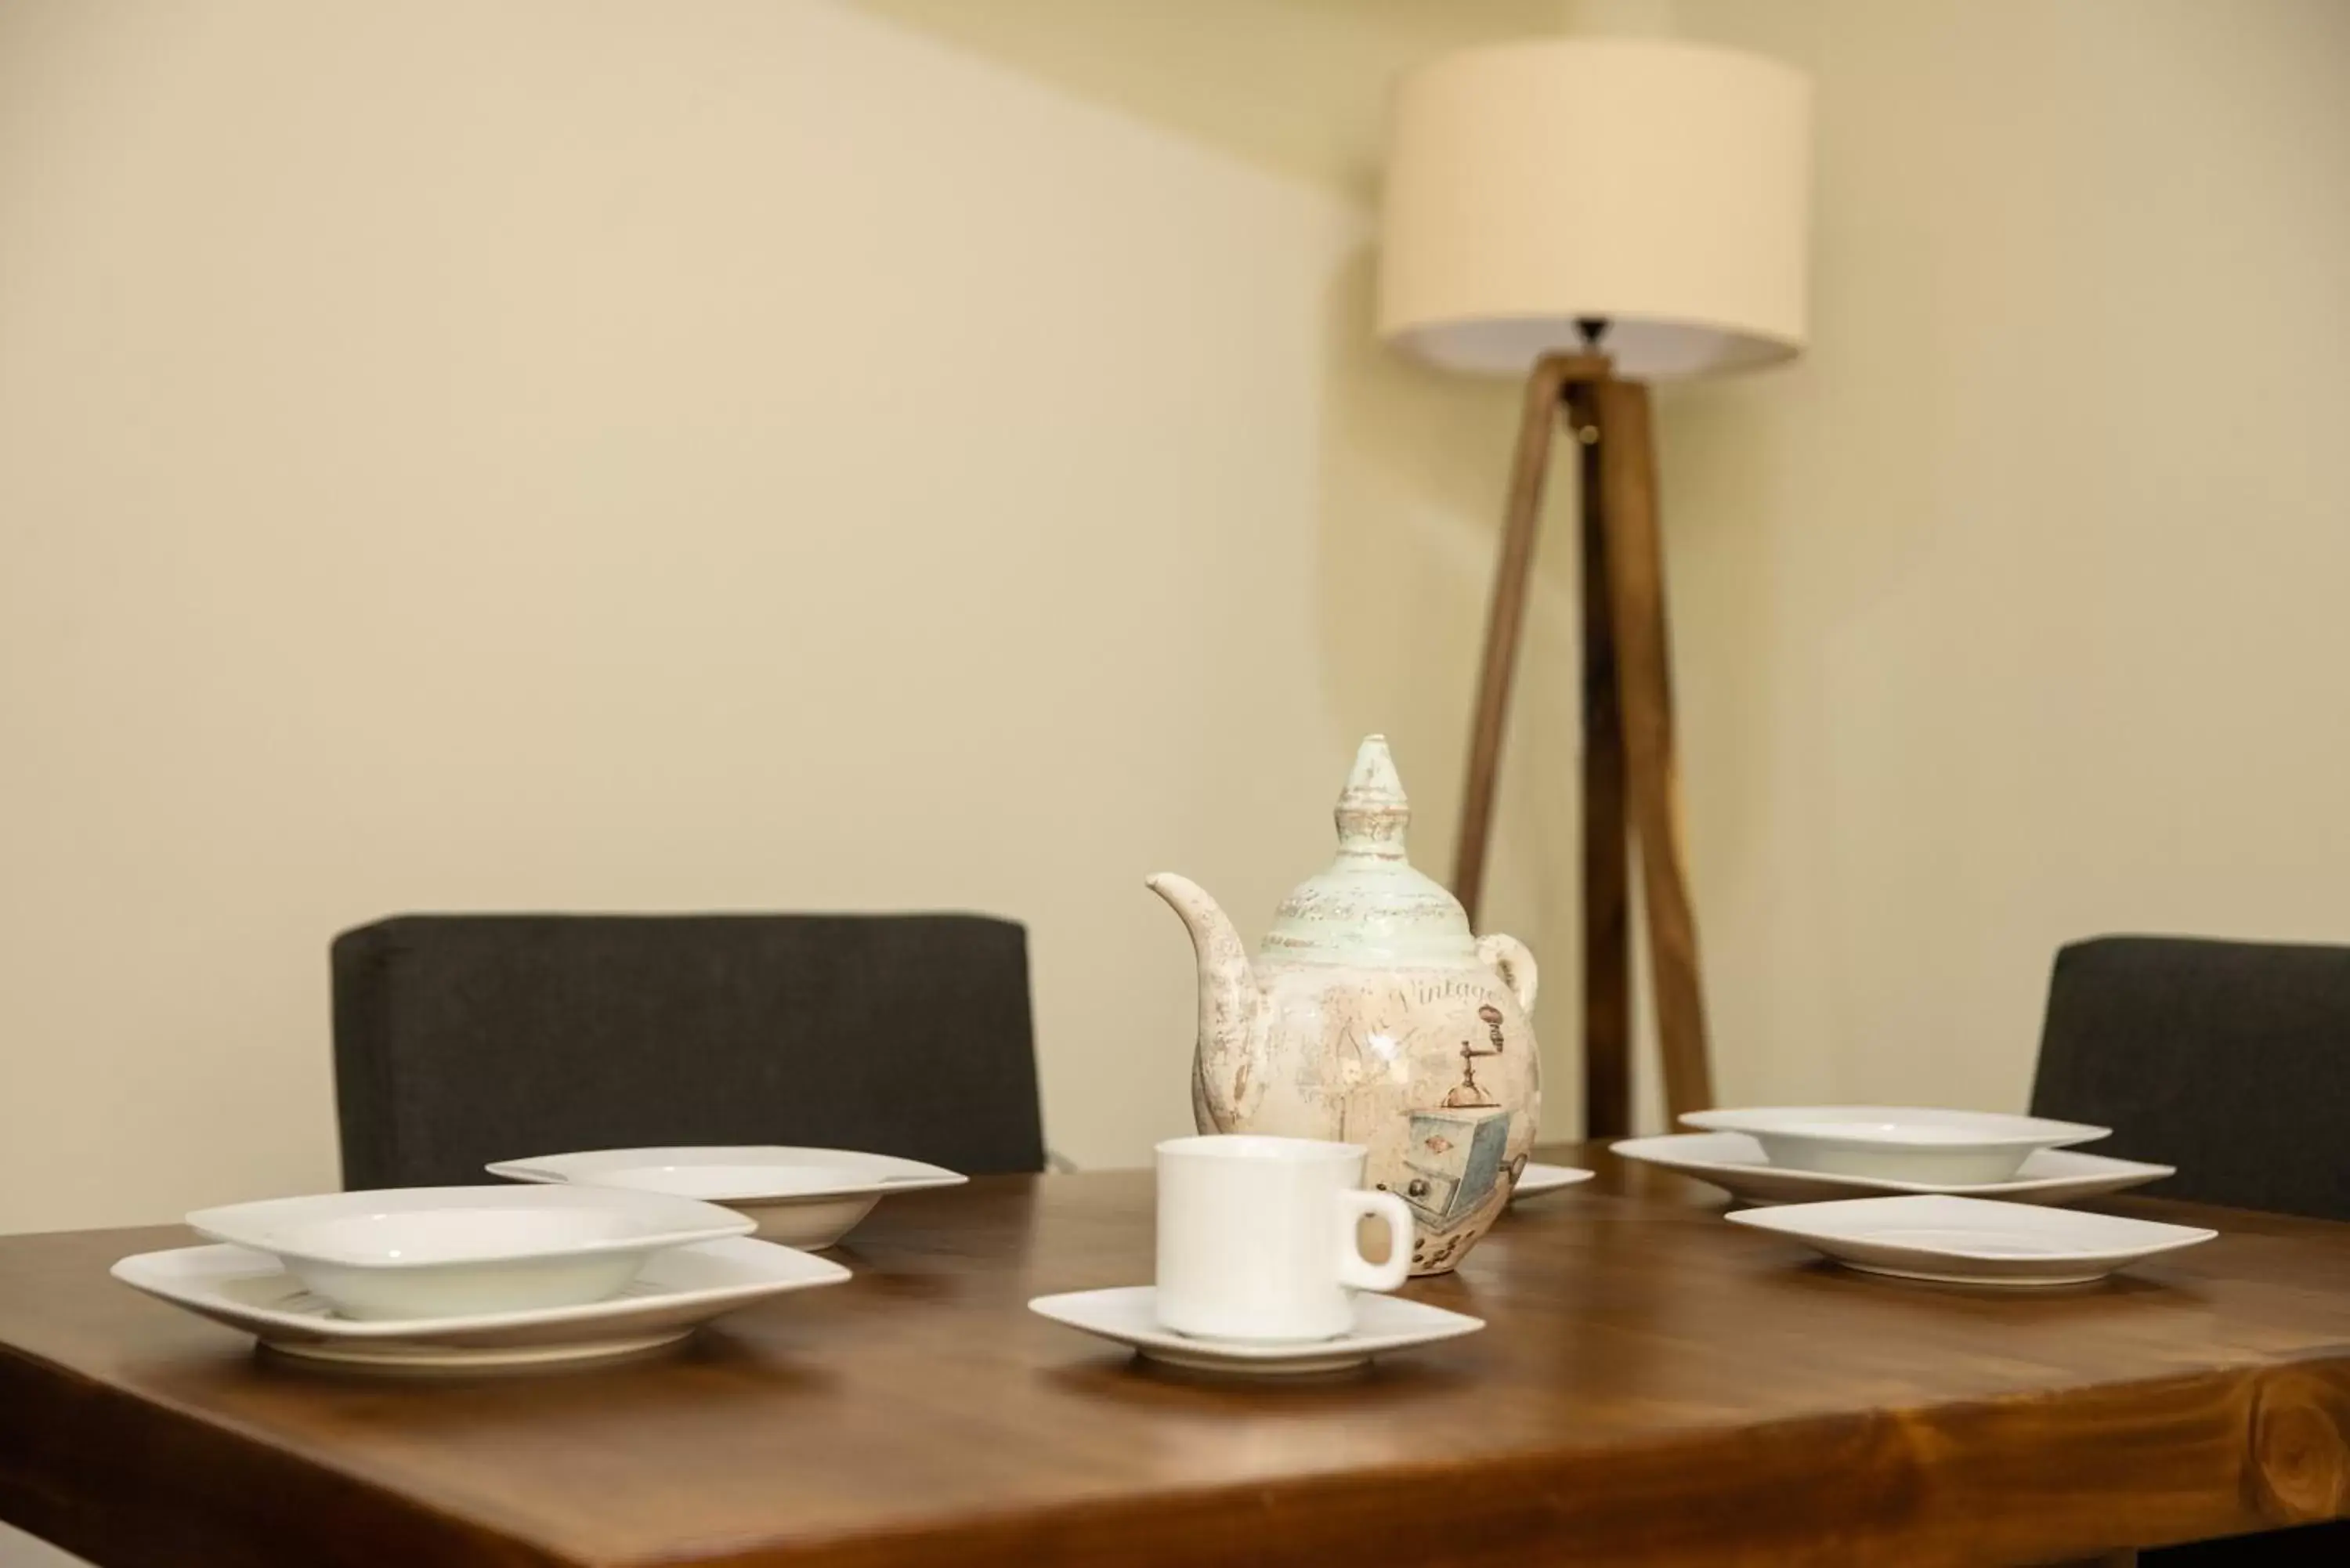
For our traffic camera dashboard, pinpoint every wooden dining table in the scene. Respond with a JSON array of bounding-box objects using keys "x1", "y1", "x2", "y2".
[{"x1": 2, "y1": 1143, "x2": 2347, "y2": 1568}]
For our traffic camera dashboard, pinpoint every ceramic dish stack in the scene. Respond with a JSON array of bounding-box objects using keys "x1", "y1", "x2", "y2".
[
  {"x1": 1617, "y1": 1106, "x2": 2172, "y2": 1208},
  {"x1": 1622, "y1": 1107, "x2": 2214, "y2": 1287},
  {"x1": 1611, "y1": 1132, "x2": 2175, "y2": 1208},
  {"x1": 114, "y1": 1184, "x2": 850, "y2": 1369}
]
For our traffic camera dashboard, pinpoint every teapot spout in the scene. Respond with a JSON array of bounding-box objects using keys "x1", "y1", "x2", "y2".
[{"x1": 1144, "y1": 873, "x2": 1266, "y2": 1132}]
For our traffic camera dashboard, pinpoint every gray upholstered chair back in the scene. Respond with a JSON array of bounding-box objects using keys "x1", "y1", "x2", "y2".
[
  {"x1": 332, "y1": 912, "x2": 1044, "y2": 1189},
  {"x1": 2030, "y1": 934, "x2": 2350, "y2": 1220}
]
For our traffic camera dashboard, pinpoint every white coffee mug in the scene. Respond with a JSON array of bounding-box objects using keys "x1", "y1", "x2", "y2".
[{"x1": 1154, "y1": 1133, "x2": 1415, "y2": 1342}]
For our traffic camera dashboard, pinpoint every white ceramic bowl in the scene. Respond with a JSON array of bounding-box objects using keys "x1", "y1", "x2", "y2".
[
  {"x1": 185, "y1": 1185, "x2": 754, "y2": 1321},
  {"x1": 486, "y1": 1147, "x2": 967, "y2": 1249},
  {"x1": 1613, "y1": 1132, "x2": 2173, "y2": 1206},
  {"x1": 1678, "y1": 1107, "x2": 2110, "y2": 1185}
]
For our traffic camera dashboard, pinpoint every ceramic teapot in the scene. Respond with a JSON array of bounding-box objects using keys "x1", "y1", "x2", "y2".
[{"x1": 1148, "y1": 735, "x2": 1540, "y2": 1274}]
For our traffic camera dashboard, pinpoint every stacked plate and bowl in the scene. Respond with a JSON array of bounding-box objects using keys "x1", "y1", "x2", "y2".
[
  {"x1": 1618, "y1": 1107, "x2": 2215, "y2": 1286},
  {"x1": 113, "y1": 1145, "x2": 964, "y2": 1369}
]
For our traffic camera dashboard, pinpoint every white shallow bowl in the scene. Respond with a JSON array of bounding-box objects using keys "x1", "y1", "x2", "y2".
[
  {"x1": 1726, "y1": 1194, "x2": 2215, "y2": 1287},
  {"x1": 186, "y1": 1185, "x2": 754, "y2": 1321},
  {"x1": 112, "y1": 1237, "x2": 848, "y2": 1370},
  {"x1": 1680, "y1": 1106, "x2": 2110, "y2": 1185},
  {"x1": 1614, "y1": 1133, "x2": 2174, "y2": 1207},
  {"x1": 1028, "y1": 1286, "x2": 1484, "y2": 1377},
  {"x1": 486, "y1": 1147, "x2": 967, "y2": 1249}
]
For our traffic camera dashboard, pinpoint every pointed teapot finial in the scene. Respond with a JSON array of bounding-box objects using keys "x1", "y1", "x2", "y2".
[
  {"x1": 1336, "y1": 734, "x2": 1409, "y2": 858},
  {"x1": 1253, "y1": 734, "x2": 1474, "y2": 963}
]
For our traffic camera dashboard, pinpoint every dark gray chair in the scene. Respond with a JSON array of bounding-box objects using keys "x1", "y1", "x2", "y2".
[
  {"x1": 2030, "y1": 934, "x2": 2350, "y2": 1565},
  {"x1": 2030, "y1": 934, "x2": 2350, "y2": 1220},
  {"x1": 332, "y1": 912, "x2": 1044, "y2": 1190}
]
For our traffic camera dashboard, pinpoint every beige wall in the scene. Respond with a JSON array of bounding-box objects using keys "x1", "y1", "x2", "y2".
[
  {"x1": 4, "y1": 0, "x2": 2348, "y2": 1229},
  {"x1": 1659, "y1": 0, "x2": 2350, "y2": 1115},
  {"x1": 0, "y1": 0, "x2": 1553, "y2": 1237},
  {"x1": 0, "y1": 1, "x2": 2347, "y2": 1557}
]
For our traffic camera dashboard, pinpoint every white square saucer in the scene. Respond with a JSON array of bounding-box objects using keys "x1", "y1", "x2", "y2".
[
  {"x1": 1510, "y1": 1162, "x2": 1597, "y2": 1201},
  {"x1": 113, "y1": 1237, "x2": 849, "y2": 1370},
  {"x1": 1028, "y1": 1286, "x2": 1484, "y2": 1375},
  {"x1": 1725, "y1": 1194, "x2": 2217, "y2": 1286}
]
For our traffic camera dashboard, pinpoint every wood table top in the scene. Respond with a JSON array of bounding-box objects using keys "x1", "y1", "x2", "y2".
[{"x1": 2, "y1": 1145, "x2": 2348, "y2": 1568}]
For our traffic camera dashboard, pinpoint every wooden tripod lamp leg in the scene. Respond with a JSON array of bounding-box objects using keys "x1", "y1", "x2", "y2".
[
  {"x1": 1452, "y1": 354, "x2": 1585, "y2": 926},
  {"x1": 1574, "y1": 381, "x2": 1633, "y2": 1140},
  {"x1": 1593, "y1": 379, "x2": 1716, "y2": 1118}
]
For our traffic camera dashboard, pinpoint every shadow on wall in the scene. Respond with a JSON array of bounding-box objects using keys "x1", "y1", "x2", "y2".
[
  {"x1": 841, "y1": 0, "x2": 1679, "y2": 1127},
  {"x1": 848, "y1": 0, "x2": 1576, "y2": 201},
  {"x1": 841, "y1": 3, "x2": 1589, "y2": 820}
]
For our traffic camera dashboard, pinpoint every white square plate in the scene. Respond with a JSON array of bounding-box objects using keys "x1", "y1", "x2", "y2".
[
  {"x1": 112, "y1": 1237, "x2": 849, "y2": 1369},
  {"x1": 486, "y1": 1146, "x2": 967, "y2": 1249},
  {"x1": 1028, "y1": 1286, "x2": 1484, "y2": 1375},
  {"x1": 1510, "y1": 1162, "x2": 1598, "y2": 1200},
  {"x1": 1725, "y1": 1194, "x2": 2216, "y2": 1286},
  {"x1": 1614, "y1": 1132, "x2": 2173, "y2": 1206}
]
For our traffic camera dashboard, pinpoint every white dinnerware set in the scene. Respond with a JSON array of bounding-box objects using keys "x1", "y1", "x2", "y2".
[
  {"x1": 1619, "y1": 1106, "x2": 2214, "y2": 1286},
  {"x1": 111, "y1": 1144, "x2": 964, "y2": 1370},
  {"x1": 1029, "y1": 1134, "x2": 1487, "y2": 1375},
  {"x1": 109, "y1": 1107, "x2": 2214, "y2": 1381}
]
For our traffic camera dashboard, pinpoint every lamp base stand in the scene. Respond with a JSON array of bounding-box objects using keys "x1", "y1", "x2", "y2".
[{"x1": 1449, "y1": 352, "x2": 1716, "y2": 1137}]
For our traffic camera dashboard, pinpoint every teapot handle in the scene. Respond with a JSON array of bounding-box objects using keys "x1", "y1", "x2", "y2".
[{"x1": 1475, "y1": 934, "x2": 1538, "y2": 1015}]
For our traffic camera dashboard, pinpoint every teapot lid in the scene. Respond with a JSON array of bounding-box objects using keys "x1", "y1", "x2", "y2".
[{"x1": 1261, "y1": 735, "x2": 1478, "y2": 965}]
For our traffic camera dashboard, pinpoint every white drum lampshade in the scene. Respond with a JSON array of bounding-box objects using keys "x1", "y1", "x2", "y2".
[{"x1": 1379, "y1": 38, "x2": 1813, "y2": 381}]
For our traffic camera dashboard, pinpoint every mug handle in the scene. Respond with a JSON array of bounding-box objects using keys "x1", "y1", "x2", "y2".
[{"x1": 1333, "y1": 1189, "x2": 1414, "y2": 1292}]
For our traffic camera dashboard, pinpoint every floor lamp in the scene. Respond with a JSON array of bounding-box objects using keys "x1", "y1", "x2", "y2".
[{"x1": 1378, "y1": 38, "x2": 1812, "y2": 1136}]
